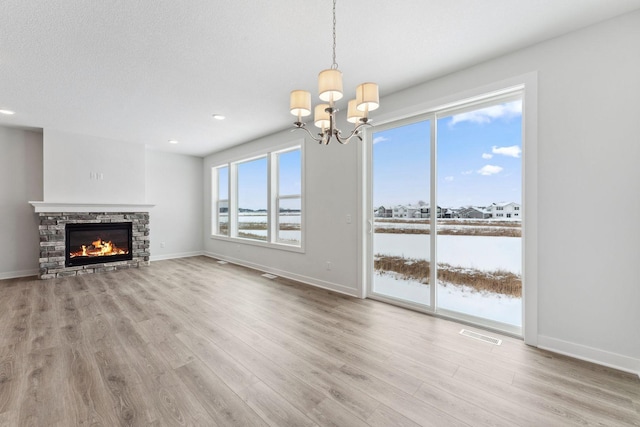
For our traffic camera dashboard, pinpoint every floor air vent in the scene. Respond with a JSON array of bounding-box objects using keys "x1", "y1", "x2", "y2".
[
  {"x1": 261, "y1": 273, "x2": 278, "y2": 279},
  {"x1": 459, "y1": 329, "x2": 502, "y2": 345}
]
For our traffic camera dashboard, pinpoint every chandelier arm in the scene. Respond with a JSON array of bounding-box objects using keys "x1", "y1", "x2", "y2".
[
  {"x1": 293, "y1": 122, "x2": 323, "y2": 143},
  {"x1": 334, "y1": 121, "x2": 372, "y2": 144}
]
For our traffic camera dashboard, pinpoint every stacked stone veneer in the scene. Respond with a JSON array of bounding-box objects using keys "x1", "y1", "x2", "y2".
[{"x1": 38, "y1": 212, "x2": 150, "y2": 279}]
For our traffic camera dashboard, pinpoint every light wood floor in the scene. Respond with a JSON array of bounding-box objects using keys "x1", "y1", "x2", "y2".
[{"x1": 0, "y1": 257, "x2": 638, "y2": 426}]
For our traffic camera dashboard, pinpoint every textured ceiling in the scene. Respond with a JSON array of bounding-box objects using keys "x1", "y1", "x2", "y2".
[{"x1": 1, "y1": 0, "x2": 639, "y2": 157}]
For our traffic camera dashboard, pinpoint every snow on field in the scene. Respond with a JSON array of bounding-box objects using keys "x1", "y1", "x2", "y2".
[
  {"x1": 374, "y1": 221, "x2": 518, "y2": 233},
  {"x1": 374, "y1": 233, "x2": 521, "y2": 274},
  {"x1": 374, "y1": 272, "x2": 522, "y2": 326},
  {"x1": 239, "y1": 214, "x2": 301, "y2": 224}
]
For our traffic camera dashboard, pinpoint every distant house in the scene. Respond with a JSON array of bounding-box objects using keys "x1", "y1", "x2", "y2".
[
  {"x1": 458, "y1": 206, "x2": 490, "y2": 219},
  {"x1": 392, "y1": 205, "x2": 408, "y2": 218},
  {"x1": 406, "y1": 204, "x2": 420, "y2": 218},
  {"x1": 417, "y1": 203, "x2": 442, "y2": 218},
  {"x1": 441, "y1": 207, "x2": 454, "y2": 218},
  {"x1": 488, "y1": 202, "x2": 521, "y2": 220},
  {"x1": 375, "y1": 206, "x2": 392, "y2": 217}
]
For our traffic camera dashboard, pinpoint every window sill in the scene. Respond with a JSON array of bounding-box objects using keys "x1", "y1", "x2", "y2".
[{"x1": 209, "y1": 234, "x2": 305, "y2": 254}]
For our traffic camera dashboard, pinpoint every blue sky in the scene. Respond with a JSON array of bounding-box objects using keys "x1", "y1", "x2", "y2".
[
  {"x1": 235, "y1": 149, "x2": 302, "y2": 210},
  {"x1": 373, "y1": 100, "x2": 522, "y2": 208}
]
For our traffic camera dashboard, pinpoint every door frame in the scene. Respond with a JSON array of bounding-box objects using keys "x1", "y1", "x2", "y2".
[{"x1": 358, "y1": 73, "x2": 538, "y2": 343}]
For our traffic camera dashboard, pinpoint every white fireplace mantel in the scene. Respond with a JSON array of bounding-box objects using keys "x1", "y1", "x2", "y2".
[{"x1": 29, "y1": 201, "x2": 155, "y2": 213}]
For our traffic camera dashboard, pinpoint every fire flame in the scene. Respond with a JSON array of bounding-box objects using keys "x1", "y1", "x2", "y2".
[{"x1": 69, "y1": 238, "x2": 127, "y2": 258}]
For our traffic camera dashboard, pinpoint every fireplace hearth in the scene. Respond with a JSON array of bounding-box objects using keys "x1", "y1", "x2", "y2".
[{"x1": 36, "y1": 211, "x2": 150, "y2": 279}]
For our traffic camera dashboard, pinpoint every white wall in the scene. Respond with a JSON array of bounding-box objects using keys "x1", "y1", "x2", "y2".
[
  {"x1": 43, "y1": 129, "x2": 147, "y2": 203},
  {"x1": 0, "y1": 127, "x2": 43, "y2": 278},
  {"x1": 203, "y1": 10, "x2": 640, "y2": 373},
  {"x1": 146, "y1": 149, "x2": 204, "y2": 260}
]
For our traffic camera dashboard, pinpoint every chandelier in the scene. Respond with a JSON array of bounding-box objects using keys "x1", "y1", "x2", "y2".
[{"x1": 289, "y1": 0, "x2": 379, "y2": 145}]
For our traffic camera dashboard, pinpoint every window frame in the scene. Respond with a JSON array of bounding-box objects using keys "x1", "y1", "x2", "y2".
[
  {"x1": 235, "y1": 154, "x2": 270, "y2": 243},
  {"x1": 272, "y1": 146, "x2": 303, "y2": 246},
  {"x1": 211, "y1": 165, "x2": 230, "y2": 236}
]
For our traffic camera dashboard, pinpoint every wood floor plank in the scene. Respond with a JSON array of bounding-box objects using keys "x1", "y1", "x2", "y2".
[
  {"x1": 236, "y1": 380, "x2": 319, "y2": 427},
  {"x1": 175, "y1": 359, "x2": 266, "y2": 427},
  {"x1": 221, "y1": 323, "x2": 381, "y2": 421},
  {"x1": 365, "y1": 403, "x2": 429, "y2": 427},
  {"x1": 307, "y1": 398, "x2": 372, "y2": 427},
  {"x1": 176, "y1": 329, "x2": 261, "y2": 392},
  {"x1": 59, "y1": 344, "x2": 120, "y2": 426},
  {"x1": 93, "y1": 348, "x2": 155, "y2": 426},
  {"x1": 452, "y1": 366, "x2": 603, "y2": 426},
  {"x1": 331, "y1": 363, "x2": 467, "y2": 426},
  {"x1": 511, "y1": 371, "x2": 640, "y2": 426},
  {"x1": 0, "y1": 345, "x2": 19, "y2": 416},
  {"x1": 18, "y1": 347, "x2": 65, "y2": 426}
]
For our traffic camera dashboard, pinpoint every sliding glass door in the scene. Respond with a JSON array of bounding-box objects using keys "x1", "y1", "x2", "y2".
[
  {"x1": 368, "y1": 91, "x2": 523, "y2": 333},
  {"x1": 371, "y1": 117, "x2": 433, "y2": 307}
]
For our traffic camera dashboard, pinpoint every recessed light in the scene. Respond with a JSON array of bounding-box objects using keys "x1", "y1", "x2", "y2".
[
  {"x1": 168, "y1": 139, "x2": 179, "y2": 144},
  {"x1": 212, "y1": 114, "x2": 226, "y2": 120},
  {"x1": 0, "y1": 109, "x2": 15, "y2": 115}
]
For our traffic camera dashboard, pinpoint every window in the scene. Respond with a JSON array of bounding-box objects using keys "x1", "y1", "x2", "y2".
[
  {"x1": 274, "y1": 148, "x2": 302, "y2": 245},
  {"x1": 211, "y1": 144, "x2": 303, "y2": 249},
  {"x1": 213, "y1": 166, "x2": 229, "y2": 236},
  {"x1": 237, "y1": 157, "x2": 268, "y2": 241}
]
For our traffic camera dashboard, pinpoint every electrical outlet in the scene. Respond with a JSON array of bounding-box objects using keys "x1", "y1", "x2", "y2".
[
  {"x1": 346, "y1": 214, "x2": 352, "y2": 224},
  {"x1": 326, "y1": 261, "x2": 332, "y2": 270},
  {"x1": 160, "y1": 242, "x2": 166, "y2": 248}
]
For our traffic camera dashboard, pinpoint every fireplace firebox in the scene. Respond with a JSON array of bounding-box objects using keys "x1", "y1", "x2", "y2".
[{"x1": 65, "y1": 222, "x2": 133, "y2": 267}]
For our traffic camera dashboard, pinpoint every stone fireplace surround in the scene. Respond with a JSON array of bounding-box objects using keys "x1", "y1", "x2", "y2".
[{"x1": 30, "y1": 202, "x2": 153, "y2": 279}]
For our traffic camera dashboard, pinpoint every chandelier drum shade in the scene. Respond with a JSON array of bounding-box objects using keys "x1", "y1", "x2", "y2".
[{"x1": 289, "y1": 0, "x2": 379, "y2": 145}]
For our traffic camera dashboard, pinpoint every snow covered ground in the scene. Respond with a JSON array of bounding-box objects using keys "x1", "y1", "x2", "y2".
[
  {"x1": 374, "y1": 233, "x2": 521, "y2": 273},
  {"x1": 374, "y1": 272, "x2": 522, "y2": 326},
  {"x1": 373, "y1": 231, "x2": 522, "y2": 327}
]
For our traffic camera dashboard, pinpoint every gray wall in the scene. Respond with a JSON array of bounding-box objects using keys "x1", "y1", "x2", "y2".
[
  {"x1": 0, "y1": 127, "x2": 43, "y2": 278},
  {"x1": 146, "y1": 149, "x2": 204, "y2": 260}
]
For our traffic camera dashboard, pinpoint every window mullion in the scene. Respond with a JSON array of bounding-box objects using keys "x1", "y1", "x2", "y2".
[{"x1": 229, "y1": 163, "x2": 238, "y2": 237}]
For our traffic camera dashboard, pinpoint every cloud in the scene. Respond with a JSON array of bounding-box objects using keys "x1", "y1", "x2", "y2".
[
  {"x1": 444, "y1": 176, "x2": 454, "y2": 182},
  {"x1": 373, "y1": 136, "x2": 388, "y2": 144},
  {"x1": 477, "y1": 165, "x2": 503, "y2": 176},
  {"x1": 482, "y1": 153, "x2": 493, "y2": 159},
  {"x1": 492, "y1": 145, "x2": 521, "y2": 158},
  {"x1": 449, "y1": 100, "x2": 522, "y2": 126},
  {"x1": 461, "y1": 170, "x2": 474, "y2": 175}
]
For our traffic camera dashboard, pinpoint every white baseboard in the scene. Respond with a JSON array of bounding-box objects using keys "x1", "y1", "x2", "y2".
[
  {"x1": 150, "y1": 251, "x2": 205, "y2": 262},
  {"x1": 538, "y1": 335, "x2": 640, "y2": 378},
  {"x1": 203, "y1": 251, "x2": 359, "y2": 298},
  {"x1": 0, "y1": 268, "x2": 39, "y2": 280}
]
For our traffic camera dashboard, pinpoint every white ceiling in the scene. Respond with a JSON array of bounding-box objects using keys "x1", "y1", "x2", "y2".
[{"x1": 1, "y1": 1, "x2": 639, "y2": 157}]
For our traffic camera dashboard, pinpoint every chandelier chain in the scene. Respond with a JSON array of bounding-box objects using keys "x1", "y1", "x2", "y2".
[{"x1": 331, "y1": 0, "x2": 338, "y2": 69}]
